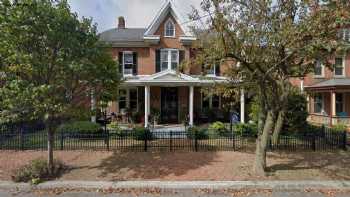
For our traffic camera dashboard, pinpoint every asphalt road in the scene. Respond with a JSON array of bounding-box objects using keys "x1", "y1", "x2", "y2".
[{"x1": 1, "y1": 189, "x2": 349, "y2": 197}]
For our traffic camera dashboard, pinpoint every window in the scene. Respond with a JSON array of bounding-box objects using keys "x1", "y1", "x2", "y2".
[
  {"x1": 334, "y1": 57, "x2": 344, "y2": 76},
  {"x1": 129, "y1": 89, "x2": 138, "y2": 111},
  {"x1": 314, "y1": 93, "x2": 323, "y2": 114},
  {"x1": 202, "y1": 93, "x2": 221, "y2": 110},
  {"x1": 165, "y1": 19, "x2": 175, "y2": 37},
  {"x1": 314, "y1": 60, "x2": 323, "y2": 77},
  {"x1": 118, "y1": 88, "x2": 138, "y2": 113},
  {"x1": 160, "y1": 49, "x2": 179, "y2": 71},
  {"x1": 123, "y1": 52, "x2": 133, "y2": 76},
  {"x1": 119, "y1": 90, "x2": 127, "y2": 112},
  {"x1": 336, "y1": 93, "x2": 344, "y2": 114},
  {"x1": 339, "y1": 28, "x2": 350, "y2": 42}
]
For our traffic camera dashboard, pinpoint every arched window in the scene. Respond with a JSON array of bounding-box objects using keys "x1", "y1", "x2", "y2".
[{"x1": 165, "y1": 19, "x2": 175, "y2": 37}]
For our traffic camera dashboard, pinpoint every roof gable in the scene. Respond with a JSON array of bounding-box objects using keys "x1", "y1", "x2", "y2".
[
  {"x1": 146, "y1": 70, "x2": 197, "y2": 81},
  {"x1": 144, "y1": 0, "x2": 192, "y2": 37}
]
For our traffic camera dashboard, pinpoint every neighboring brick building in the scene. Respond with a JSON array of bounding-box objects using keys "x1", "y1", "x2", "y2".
[
  {"x1": 99, "y1": 1, "x2": 243, "y2": 127},
  {"x1": 291, "y1": 39, "x2": 350, "y2": 128}
]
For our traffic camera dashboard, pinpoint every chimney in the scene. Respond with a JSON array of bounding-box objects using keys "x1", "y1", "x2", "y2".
[{"x1": 118, "y1": 16, "x2": 125, "y2": 29}]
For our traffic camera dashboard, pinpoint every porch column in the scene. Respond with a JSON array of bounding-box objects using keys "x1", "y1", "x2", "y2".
[
  {"x1": 331, "y1": 91, "x2": 336, "y2": 126},
  {"x1": 189, "y1": 86, "x2": 194, "y2": 126},
  {"x1": 90, "y1": 90, "x2": 96, "y2": 123},
  {"x1": 144, "y1": 86, "x2": 150, "y2": 127},
  {"x1": 240, "y1": 89, "x2": 245, "y2": 123}
]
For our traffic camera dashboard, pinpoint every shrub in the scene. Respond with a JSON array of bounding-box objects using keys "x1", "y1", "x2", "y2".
[
  {"x1": 208, "y1": 121, "x2": 229, "y2": 136},
  {"x1": 332, "y1": 124, "x2": 347, "y2": 132},
  {"x1": 233, "y1": 123, "x2": 257, "y2": 137},
  {"x1": 57, "y1": 121, "x2": 101, "y2": 134},
  {"x1": 133, "y1": 127, "x2": 153, "y2": 140},
  {"x1": 187, "y1": 126, "x2": 209, "y2": 140},
  {"x1": 12, "y1": 158, "x2": 67, "y2": 184}
]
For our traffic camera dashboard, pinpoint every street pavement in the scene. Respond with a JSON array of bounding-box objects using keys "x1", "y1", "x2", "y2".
[{"x1": 0, "y1": 189, "x2": 349, "y2": 197}]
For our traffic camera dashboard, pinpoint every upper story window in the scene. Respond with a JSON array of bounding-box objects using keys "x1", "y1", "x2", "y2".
[
  {"x1": 314, "y1": 60, "x2": 324, "y2": 77},
  {"x1": 204, "y1": 63, "x2": 220, "y2": 76},
  {"x1": 160, "y1": 49, "x2": 178, "y2": 71},
  {"x1": 339, "y1": 28, "x2": 350, "y2": 42},
  {"x1": 164, "y1": 19, "x2": 175, "y2": 37},
  {"x1": 119, "y1": 51, "x2": 137, "y2": 76},
  {"x1": 334, "y1": 57, "x2": 345, "y2": 77}
]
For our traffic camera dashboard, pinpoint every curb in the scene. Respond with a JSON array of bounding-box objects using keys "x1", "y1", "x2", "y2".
[{"x1": 0, "y1": 181, "x2": 349, "y2": 191}]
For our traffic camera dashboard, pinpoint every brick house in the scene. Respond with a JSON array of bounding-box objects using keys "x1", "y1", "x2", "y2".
[
  {"x1": 291, "y1": 28, "x2": 350, "y2": 128},
  {"x1": 99, "y1": 1, "x2": 245, "y2": 127}
]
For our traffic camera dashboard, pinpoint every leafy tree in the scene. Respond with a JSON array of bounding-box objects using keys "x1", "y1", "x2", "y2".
[
  {"x1": 0, "y1": 0, "x2": 120, "y2": 172},
  {"x1": 192, "y1": 0, "x2": 349, "y2": 175}
]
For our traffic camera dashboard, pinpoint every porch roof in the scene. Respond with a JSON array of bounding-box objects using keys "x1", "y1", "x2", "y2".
[
  {"x1": 305, "y1": 78, "x2": 350, "y2": 91},
  {"x1": 121, "y1": 70, "x2": 237, "y2": 87}
]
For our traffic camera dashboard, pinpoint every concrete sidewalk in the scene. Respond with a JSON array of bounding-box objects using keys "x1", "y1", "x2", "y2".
[{"x1": 0, "y1": 180, "x2": 349, "y2": 190}]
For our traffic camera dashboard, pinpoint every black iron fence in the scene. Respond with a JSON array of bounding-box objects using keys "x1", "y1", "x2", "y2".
[{"x1": 0, "y1": 126, "x2": 347, "y2": 152}]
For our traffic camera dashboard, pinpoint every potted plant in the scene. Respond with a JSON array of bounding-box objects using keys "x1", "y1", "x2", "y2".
[{"x1": 150, "y1": 108, "x2": 160, "y2": 126}]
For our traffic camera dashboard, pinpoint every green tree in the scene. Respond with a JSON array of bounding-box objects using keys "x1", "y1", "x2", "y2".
[
  {"x1": 0, "y1": 0, "x2": 120, "y2": 172},
  {"x1": 192, "y1": 0, "x2": 349, "y2": 175}
]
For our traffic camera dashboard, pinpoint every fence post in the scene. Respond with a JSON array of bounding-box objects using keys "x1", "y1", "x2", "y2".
[
  {"x1": 170, "y1": 131, "x2": 173, "y2": 152},
  {"x1": 19, "y1": 127, "x2": 24, "y2": 151},
  {"x1": 194, "y1": 129, "x2": 198, "y2": 152},
  {"x1": 312, "y1": 135, "x2": 316, "y2": 151},
  {"x1": 144, "y1": 131, "x2": 148, "y2": 152},
  {"x1": 342, "y1": 131, "x2": 347, "y2": 151},
  {"x1": 106, "y1": 130, "x2": 110, "y2": 151},
  {"x1": 232, "y1": 130, "x2": 235, "y2": 151},
  {"x1": 60, "y1": 132, "x2": 64, "y2": 150}
]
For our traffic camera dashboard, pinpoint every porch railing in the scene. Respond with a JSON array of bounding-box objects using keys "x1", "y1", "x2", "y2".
[{"x1": 308, "y1": 114, "x2": 350, "y2": 126}]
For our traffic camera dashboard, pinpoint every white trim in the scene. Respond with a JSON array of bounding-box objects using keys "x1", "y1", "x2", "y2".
[
  {"x1": 164, "y1": 18, "x2": 176, "y2": 38},
  {"x1": 144, "y1": 0, "x2": 194, "y2": 37}
]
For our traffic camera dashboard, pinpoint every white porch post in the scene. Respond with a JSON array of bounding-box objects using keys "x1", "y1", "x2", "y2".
[
  {"x1": 144, "y1": 86, "x2": 150, "y2": 128},
  {"x1": 240, "y1": 89, "x2": 245, "y2": 123},
  {"x1": 189, "y1": 86, "x2": 194, "y2": 126},
  {"x1": 331, "y1": 91, "x2": 336, "y2": 126},
  {"x1": 90, "y1": 90, "x2": 96, "y2": 123}
]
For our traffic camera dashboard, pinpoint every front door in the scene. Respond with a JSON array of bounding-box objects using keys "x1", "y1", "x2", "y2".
[{"x1": 161, "y1": 87, "x2": 178, "y2": 124}]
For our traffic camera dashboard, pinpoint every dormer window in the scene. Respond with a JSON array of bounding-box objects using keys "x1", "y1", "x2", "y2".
[{"x1": 165, "y1": 19, "x2": 175, "y2": 37}]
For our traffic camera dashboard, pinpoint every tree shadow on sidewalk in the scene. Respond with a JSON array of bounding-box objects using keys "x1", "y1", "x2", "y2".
[
  {"x1": 266, "y1": 151, "x2": 350, "y2": 180},
  {"x1": 92, "y1": 151, "x2": 219, "y2": 181}
]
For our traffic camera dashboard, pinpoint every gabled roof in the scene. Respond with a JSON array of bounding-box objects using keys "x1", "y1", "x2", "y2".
[
  {"x1": 144, "y1": 0, "x2": 194, "y2": 37},
  {"x1": 99, "y1": 28, "x2": 146, "y2": 42},
  {"x1": 146, "y1": 69, "x2": 197, "y2": 81}
]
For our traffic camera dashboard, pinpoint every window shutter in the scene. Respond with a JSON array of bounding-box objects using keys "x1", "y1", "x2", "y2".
[
  {"x1": 118, "y1": 52, "x2": 123, "y2": 74},
  {"x1": 215, "y1": 62, "x2": 220, "y2": 76},
  {"x1": 156, "y1": 49, "x2": 161, "y2": 73},
  {"x1": 133, "y1": 52, "x2": 138, "y2": 75}
]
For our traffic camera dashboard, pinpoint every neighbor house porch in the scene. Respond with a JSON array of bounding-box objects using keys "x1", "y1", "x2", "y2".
[
  {"x1": 305, "y1": 79, "x2": 350, "y2": 127},
  {"x1": 106, "y1": 70, "x2": 245, "y2": 127}
]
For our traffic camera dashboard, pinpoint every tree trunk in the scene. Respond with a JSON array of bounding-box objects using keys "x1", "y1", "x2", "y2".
[
  {"x1": 47, "y1": 126, "x2": 54, "y2": 174},
  {"x1": 254, "y1": 110, "x2": 274, "y2": 176},
  {"x1": 272, "y1": 110, "x2": 285, "y2": 144}
]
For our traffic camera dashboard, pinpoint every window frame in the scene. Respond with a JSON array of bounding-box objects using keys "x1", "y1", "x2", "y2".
[
  {"x1": 334, "y1": 56, "x2": 346, "y2": 77},
  {"x1": 160, "y1": 48, "x2": 179, "y2": 71},
  {"x1": 313, "y1": 93, "x2": 324, "y2": 114},
  {"x1": 123, "y1": 51, "x2": 134, "y2": 77},
  {"x1": 201, "y1": 93, "x2": 221, "y2": 110},
  {"x1": 335, "y1": 93, "x2": 345, "y2": 115},
  {"x1": 164, "y1": 19, "x2": 175, "y2": 38},
  {"x1": 313, "y1": 60, "x2": 324, "y2": 78},
  {"x1": 118, "y1": 88, "x2": 138, "y2": 113}
]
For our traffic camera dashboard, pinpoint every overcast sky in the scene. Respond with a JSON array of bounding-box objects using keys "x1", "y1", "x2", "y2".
[{"x1": 67, "y1": 0, "x2": 202, "y2": 33}]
